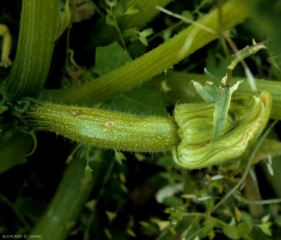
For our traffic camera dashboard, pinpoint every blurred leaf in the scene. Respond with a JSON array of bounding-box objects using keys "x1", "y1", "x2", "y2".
[
  {"x1": 123, "y1": 27, "x2": 138, "y2": 37},
  {"x1": 0, "y1": 128, "x2": 33, "y2": 173},
  {"x1": 105, "y1": 0, "x2": 118, "y2": 8},
  {"x1": 266, "y1": 163, "x2": 274, "y2": 176},
  {"x1": 222, "y1": 226, "x2": 240, "y2": 239},
  {"x1": 235, "y1": 208, "x2": 242, "y2": 222},
  {"x1": 157, "y1": 155, "x2": 175, "y2": 167},
  {"x1": 114, "y1": 151, "x2": 127, "y2": 165},
  {"x1": 205, "y1": 52, "x2": 228, "y2": 78},
  {"x1": 274, "y1": 215, "x2": 281, "y2": 227},
  {"x1": 253, "y1": 139, "x2": 281, "y2": 164},
  {"x1": 0, "y1": 106, "x2": 8, "y2": 114},
  {"x1": 165, "y1": 207, "x2": 184, "y2": 224},
  {"x1": 182, "y1": 10, "x2": 194, "y2": 20},
  {"x1": 104, "y1": 228, "x2": 113, "y2": 239},
  {"x1": 237, "y1": 222, "x2": 250, "y2": 237},
  {"x1": 123, "y1": 6, "x2": 139, "y2": 15},
  {"x1": 94, "y1": 42, "x2": 167, "y2": 115},
  {"x1": 138, "y1": 28, "x2": 153, "y2": 46},
  {"x1": 110, "y1": 82, "x2": 168, "y2": 116},
  {"x1": 151, "y1": 218, "x2": 170, "y2": 231},
  {"x1": 84, "y1": 165, "x2": 93, "y2": 179},
  {"x1": 106, "y1": 211, "x2": 117, "y2": 223},
  {"x1": 163, "y1": 196, "x2": 183, "y2": 207},
  {"x1": 211, "y1": 175, "x2": 224, "y2": 181},
  {"x1": 260, "y1": 222, "x2": 272, "y2": 236},
  {"x1": 105, "y1": 15, "x2": 116, "y2": 26},
  {"x1": 241, "y1": 211, "x2": 253, "y2": 231},
  {"x1": 120, "y1": 183, "x2": 128, "y2": 193},
  {"x1": 198, "y1": 196, "x2": 212, "y2": 201},
  {"x1": 261, "y1": 214, "x2": 270, "y2": 223},
  {"x1": 204, "y1": 68, "x2": 221, "y2": 86},
  {"x1": 206, "y1": 198, "x2": 214, "y2": 215},
  {"x1": 200, "y1": 220, "x2": 216, "y2": 238},
  {"x1": 155, "y1": 183, "x2": 183, "y2": 203},
  {"x1": 191, "y1": 80, "x2": 217, "y2": 103},
  {"x1": 139, "y1": 221, "x2": 159, "y2": 237},
  {"x1": 134, "y1": 153, "x2": 146, "y2": 161},
  {"x1": 95, "y1": 42, "x2": 132, "y2": 76},
  {"x1": 126, "y1": 228, "x2": 136, "y2": 237}
]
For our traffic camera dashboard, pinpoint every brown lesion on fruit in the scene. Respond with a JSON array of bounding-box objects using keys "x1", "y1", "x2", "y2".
[
  {"x1": 104, "y1": 120, "x2": 115, "y2": 129},
  {"x1": 70, "y1": 109, "x2": 81, "y2": 116},
  {"x1": 0, "y1": 24, "x2": 12, "y2": 68}
]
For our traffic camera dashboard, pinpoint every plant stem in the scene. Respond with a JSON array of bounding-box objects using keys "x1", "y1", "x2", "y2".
[
  {"x1": 12, "y1": 99, "x2": 179, "y2": 152},
  {"x1": 40, "y1": 0, "x2": 250, "y2": 104},
  {"x1": 1, "y1": 0, "x2": 59, "y2": 102}
]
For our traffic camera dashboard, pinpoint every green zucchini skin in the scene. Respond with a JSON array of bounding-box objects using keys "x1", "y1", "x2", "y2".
[{"x1": 12, "y1": 99, "x2": 179, "y2": 152}]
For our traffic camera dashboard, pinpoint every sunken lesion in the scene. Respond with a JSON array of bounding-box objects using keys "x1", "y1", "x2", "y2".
[
  {"x1": 0, "y1": 23, "x2": 12, "y2": 68},
  {"x1": 104, "y1": 120, "x2": 115, "y2": 129},
  {"x1": 70, "y1": 109, "x2": 82, "y2": 116}
]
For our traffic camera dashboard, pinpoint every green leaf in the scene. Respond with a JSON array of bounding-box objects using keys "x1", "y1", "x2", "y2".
[
  {"x1": 0, "y1": 128, "x2": 33, "y2": 173},
  {"x1": 123, "y1": 6, "x2": 140, "y2": 15},
  {"x1": 237, "y1": 222, "x2": 250, "y2": 237},
  {"x1": 95, "y1": 42, "x2": 132, "y2": 76},
  {"x1": 253, "y1": 138, "x2": 281, "y2": 164},
  {"x1": 139, "y1": 28, "x2": 154, "y2": 46},
  {"x1": 222, "y1": 226, "x2": 240, "y2": 239},
  {"x1": 114, "y1": 151, "x2": 127, "y2": 165},
  {"x1": 260, "y1": 222, "x2": 272, "y2": 236},
  {"x1": 213, "y1": 80, "x2": 242, "y2": 140},
  {"x1": 105, "y1": 15, "x2": 116, "y2": 26},
  {"x1": 200, "y1": 221, "x2": 216, "y2": 238},
  {"x1": 191, "y1": 80, "x2": 217, "y2": 103},
  {"x1": 181, "y1": 10, "x2": 194, "y2": 20},
  {"x1": 123, "y1": 28, "x2": 138, "y2": 37},
  {"x1": 205, "y1": 53, "x2": 228, "y2": 79},
  {"x1": 157, "y1": 155, "x2": 176, "y2": 167},
  {"x1": 104, "y1": 228, "x2": 113, "y2": 239},
  {"x1": 110, "y1": 82, "x2": 168, "y2": 116},
  {"x1": 140, "y1": 28, "x2": 154, "y2": 37},
  {"x1": 241, "y1": 211, "x2": 253, "y2": 231},
  {"x1": 0, "y1": 106, "x2": 8, "y2": 114},
  {"x1": 84, "y1": 165, "x2": 93, "y2": 180},
  {"x1": 165, "y1": 207, "x2": 184, "y2": 224},
  {"x1": 106, "y1": 0, "x2": 118, "y2": 8},
  {"x1": 213, "y1": 87, "x2": 231, "y2": 140},
  {"x1": 204, "y1": 68, "x2": 221, "y2": 87},
  {"x1": 95, "y1": 42, "x2": 167, "y2": 115}
]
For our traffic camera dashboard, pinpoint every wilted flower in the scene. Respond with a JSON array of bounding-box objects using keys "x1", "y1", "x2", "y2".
[{"x1": 172, "y1": 92, "x2": 272, "y2": 169}]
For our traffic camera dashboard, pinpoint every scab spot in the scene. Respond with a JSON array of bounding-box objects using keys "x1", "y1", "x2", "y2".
[
  {"x1": 70, "y1": 109, "x2": 81, "y2": 116},
  {"x1": 104, "y1": 121, "x2": 115, "y2": 128}
]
